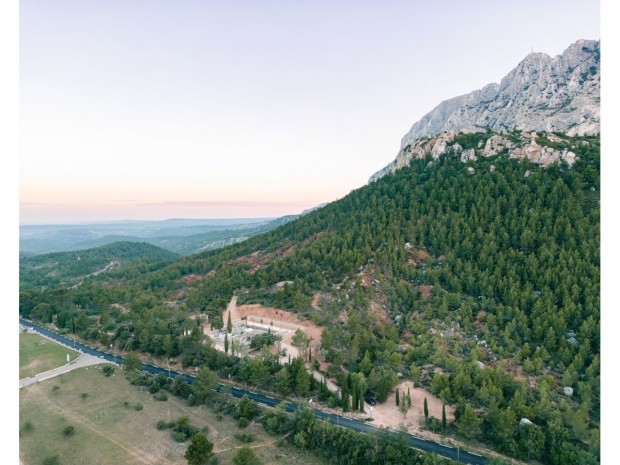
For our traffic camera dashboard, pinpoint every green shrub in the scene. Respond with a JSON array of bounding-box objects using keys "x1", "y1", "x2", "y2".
[
  {"x1": 234, "y1": 432, "x2": 255, "y2": 443},
  {"x1": 156, "y1": 420, "x2": 169, "y2": 430},
  {"x1": 102, "y1": 365, "x2": 115, "y2": 377},
  {"x1": 80, "y1": 392, "x2": 88, "y2": 399},
  {"x1": 20, "y1": 420, "x2": 34, "y2": 436},
  {"x1": 173, "y1": 431, "x2": 187, "y2": 442},
  {"x1": 43, "y1": 455, "x2": 60, "y2": 465},
  {"x1": 63, "y1": 425, "x2": 75, "y2": 436},
  {"x1": 154, "y1": 391, "x2": 168, "y2": 401},
  {"x1": 134, "y1": 402, "x2": 143, "y2": 411},
  {"x1": 238, "y1": 417, "x2": 250, "y2": 428}
]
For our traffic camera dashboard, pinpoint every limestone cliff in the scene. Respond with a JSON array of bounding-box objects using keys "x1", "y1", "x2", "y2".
[{"x1": 370, "y1": 39, "x2": 599, "y2": 182}]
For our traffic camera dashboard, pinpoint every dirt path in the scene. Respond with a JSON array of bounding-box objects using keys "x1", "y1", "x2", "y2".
[
  {"x1": 311, "y1": 370, "x2": 339, "y2": 394},
  {"x1": 70, "y1": 260, "x2": 119, "y2": 289},
  {"x1": 222, "y1": 295, "x2": 239, "y2": 326},
  {"x1": 214, "y1": 433, "x2": 289, "y2": 454}
]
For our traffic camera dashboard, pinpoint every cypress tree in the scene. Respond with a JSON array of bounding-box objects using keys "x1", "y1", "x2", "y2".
[
  {"x1": 227, "y1": 312, "x2": 232, "y2": 333},
  {"x1": 342, "y1": 387, "x2": 349, "y2": 412},
  {"x1": 359, "y1": 385, "x2": 365, "y2": 413},
  {"x1": 396, "y1": 389, "x2": 400, "y2": 406},
  {"x1": 224, "y1": 333, "x2": 229, "y2": 354},
  {"x1": 442, "y1": 403, "x2": 447, "y2": 429},
  {"x1": 424, "y1": 398, "x2": 429, "y2": 420}
]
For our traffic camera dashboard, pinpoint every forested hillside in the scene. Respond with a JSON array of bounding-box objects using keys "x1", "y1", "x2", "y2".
[
  {"x1": 20, "y1": 241, "x2": 179, "y2": 289},
  {"x1": 19, "y1": 131, "x2": 600, "y2": 465}
]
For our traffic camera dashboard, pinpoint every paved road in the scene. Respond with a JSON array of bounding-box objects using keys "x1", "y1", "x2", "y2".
[
  {"x1": 19, "y1": 317, "x2": 485, "y2": 465},
  {"x1": 19, "y1": 352, "x2": 106, "y2": 388}
]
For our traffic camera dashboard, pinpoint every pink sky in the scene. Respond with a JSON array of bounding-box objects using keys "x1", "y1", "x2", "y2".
[{"x1": 19, "y1": 0, "x2": 599, "y2": 224}]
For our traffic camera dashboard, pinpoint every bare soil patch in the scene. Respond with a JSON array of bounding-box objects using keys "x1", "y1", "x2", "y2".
[
  {"x1": 236, "y1": 304, "x2": 323, "y2": 353},
  {"x1": 364, "y1": 380, "x2": 454, "y2": 438},
  {"x1": 368, "y1": 301, "x2": 390, "y2": 328},
  {"x1": 419, "y1": 285, "x2": 433, "y2": 299}
]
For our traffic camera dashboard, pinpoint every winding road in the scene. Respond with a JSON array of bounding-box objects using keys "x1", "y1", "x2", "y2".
[{"x1": 19, "y1": 317, "x2": 486, "y2": 465}]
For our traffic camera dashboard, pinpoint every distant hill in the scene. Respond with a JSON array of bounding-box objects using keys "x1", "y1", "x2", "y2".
[
  {"x1": 19, "y1": 217, "x2": 294, "y2": 256},
  {"x1": 20, "y1": 241, "x2": 179, "y2": 289}
]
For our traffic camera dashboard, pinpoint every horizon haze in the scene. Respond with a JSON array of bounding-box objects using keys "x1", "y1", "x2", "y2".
[{"x1": 20, "y1": 0, "x2": 600, "y2": 224}]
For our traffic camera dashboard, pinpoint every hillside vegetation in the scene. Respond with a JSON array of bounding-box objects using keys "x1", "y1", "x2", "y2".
[
  {"x1": 20, "y1": 131, "x2": 600, "y2": 465},
  {"x1": 20, "y1": 241, "x2": 179, "y2": 289}
]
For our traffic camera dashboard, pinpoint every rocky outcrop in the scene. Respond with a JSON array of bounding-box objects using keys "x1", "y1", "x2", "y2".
[
  {"x1": 370, "y1": 39, "x2": 599, "y2": 183},
  {"x1": 368, "y1": 130, "x2": 580, "y2": 183}
]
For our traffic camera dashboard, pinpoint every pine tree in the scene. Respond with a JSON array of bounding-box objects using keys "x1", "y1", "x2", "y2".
[
  {"x1": 396, "y1": 389, "x2": 400, "y2": 406},
  {"x1": 424, "y1": 398, "x2": 429, "y2": 420},
  {"x1": 275, "y1": 368, "x2": 291, "y2": 396},
  {"x1": 295, "y1": 366, "x2": 310, "y2": 397},
  {"x1": 185, "y1": 432, "x2": 213, "y2": 465}
]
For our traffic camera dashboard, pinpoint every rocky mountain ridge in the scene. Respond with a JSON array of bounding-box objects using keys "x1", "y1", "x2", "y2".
[
  {"x1": 370, "y1": 39, "x2": 599, "y2": 182},
  {"x1": 368, "y1": 130, "x2": 589, "y2": 183}
]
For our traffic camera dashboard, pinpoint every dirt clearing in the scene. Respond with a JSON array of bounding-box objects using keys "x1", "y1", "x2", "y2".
[{"x1": 362, "y1": 380, "x2": 454, "y2": 439}]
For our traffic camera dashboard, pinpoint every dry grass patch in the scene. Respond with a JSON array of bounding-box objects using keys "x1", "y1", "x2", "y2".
[
  {"x1": 20, "y1": 365, "x2": 327, "y2": 465},
  {"x1": 20, "y1": 332, "x2": 79, "y2": 379}
]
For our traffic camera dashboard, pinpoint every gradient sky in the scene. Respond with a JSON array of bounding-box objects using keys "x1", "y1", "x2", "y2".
[{"x1": 20, "y1": 0, "x2": 600, "y2": 224}]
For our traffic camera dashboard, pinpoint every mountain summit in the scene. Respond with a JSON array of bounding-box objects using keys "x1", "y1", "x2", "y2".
[{"x1": 370, "y1": 39, "x2": 599, "y2": 182}]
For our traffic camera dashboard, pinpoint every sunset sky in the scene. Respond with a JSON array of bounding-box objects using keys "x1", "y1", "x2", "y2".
[{"x1": 20, "y1": 0, "x2": 600, "y2": 224}]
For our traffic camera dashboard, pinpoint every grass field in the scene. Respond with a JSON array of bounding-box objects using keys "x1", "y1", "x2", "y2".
[
  {"x1": 19, "y1": 331, "x2": 79, "y2": 379},
  {"x1": 19, "y1": 365, "x2": 329, "y2": 465}
]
